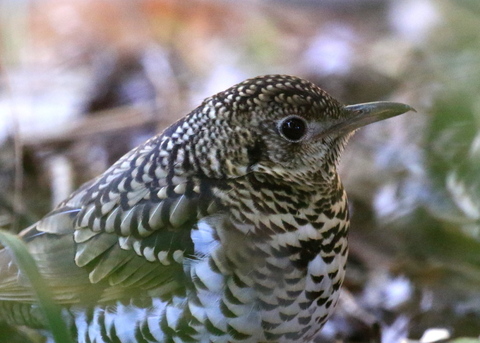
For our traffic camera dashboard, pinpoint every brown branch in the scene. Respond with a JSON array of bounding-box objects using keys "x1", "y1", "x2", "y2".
[{"x1": 22, "y1": 106, "x2": 173, "y2": 150}]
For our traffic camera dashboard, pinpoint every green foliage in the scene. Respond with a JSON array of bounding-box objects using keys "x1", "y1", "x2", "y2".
[
  {"x1": 449, "y1": 339, "x2": 480, "y2": 343},
  {"x1": 0, "y1": 230, "x2": 74, "y2": 343}
]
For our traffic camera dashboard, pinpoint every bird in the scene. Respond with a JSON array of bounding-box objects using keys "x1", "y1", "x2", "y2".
[{"x1": 0, "y1": 74, "x2": 413, "y2": 343}]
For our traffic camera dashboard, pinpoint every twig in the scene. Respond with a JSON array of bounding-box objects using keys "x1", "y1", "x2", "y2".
[{"x1": 21, "y1": 105, "x2": 172, "y2": 150}]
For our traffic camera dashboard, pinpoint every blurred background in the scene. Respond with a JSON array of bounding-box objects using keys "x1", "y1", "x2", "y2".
[{"x1": 0, "y1": 0, "x2": 479, "y2": 342}]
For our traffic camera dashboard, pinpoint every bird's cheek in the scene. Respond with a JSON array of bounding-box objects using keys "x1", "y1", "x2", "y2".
[{"x1": 224, "y1": 159, "x2": 249, "y2": 177}]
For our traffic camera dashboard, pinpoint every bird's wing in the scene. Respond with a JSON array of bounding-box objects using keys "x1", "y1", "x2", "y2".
[{"x1": 0, "y1": 133, "x2": 220, "y2": 306}]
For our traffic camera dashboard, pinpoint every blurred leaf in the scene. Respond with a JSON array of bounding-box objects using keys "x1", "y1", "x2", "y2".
[
  {"x1": 0, "y1": 230, "x2": 74, "y2": 343},
  {"x1": 448, "y1": 339, "x2": 480, "y2": 343}
]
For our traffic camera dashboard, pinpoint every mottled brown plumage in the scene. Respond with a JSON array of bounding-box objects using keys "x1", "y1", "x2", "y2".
[{"x1": 0, "y1": 75, "x2": 412, "y2": 343}]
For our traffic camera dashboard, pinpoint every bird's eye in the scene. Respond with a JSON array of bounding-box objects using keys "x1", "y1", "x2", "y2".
[{"x1": 278, "y1": 116, "x2": 308, "y2": 142}]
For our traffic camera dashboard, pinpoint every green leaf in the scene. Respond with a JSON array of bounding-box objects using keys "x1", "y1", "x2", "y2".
[
  {"x1": 0, "y1": 230, "x2": 74, "y2": 343},
  {"x1": 448, "y1": 338, "x2": 480, "y2": 343}
]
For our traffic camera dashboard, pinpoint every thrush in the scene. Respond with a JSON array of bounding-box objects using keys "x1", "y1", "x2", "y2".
[{"x1": 0, "y1": 75, "x2": 412, "y2": 343}]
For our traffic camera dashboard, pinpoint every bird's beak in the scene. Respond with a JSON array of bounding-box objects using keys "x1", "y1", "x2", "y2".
[{"x1": 317, "y1": 101, "x2": 415, "y2": 139}]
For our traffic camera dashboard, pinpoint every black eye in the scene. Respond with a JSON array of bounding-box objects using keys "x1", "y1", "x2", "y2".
[{"x1": 279, "y1": 116, "x2": 308, "y2": 142}]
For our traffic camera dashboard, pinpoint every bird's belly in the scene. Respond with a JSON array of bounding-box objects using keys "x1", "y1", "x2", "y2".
[
  {"x1": 70, "y1": 217, "x2": 347, "y2": 343},
  {"x1": 182, "y1": 222, "x2": 348, "y2": 342},
  {"x1": 69, "y1": 252, "x2": 346, "y2": 343}
]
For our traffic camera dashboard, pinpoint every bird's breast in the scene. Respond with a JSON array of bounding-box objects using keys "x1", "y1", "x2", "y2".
[{"x1": 184, "y1": 199, "x2": 349, "y2": 342}]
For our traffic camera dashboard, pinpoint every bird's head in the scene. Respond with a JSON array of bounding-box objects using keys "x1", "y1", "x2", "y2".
[{"x1": 164, "y1": 75, "x2": 413, "y2": 185}]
